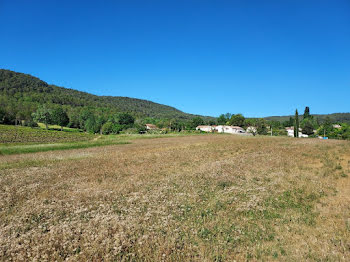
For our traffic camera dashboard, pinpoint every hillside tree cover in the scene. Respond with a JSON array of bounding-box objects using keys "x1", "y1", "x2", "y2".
[{"x1": 0, "y1": 69, "x2": 214, "y2": 123}]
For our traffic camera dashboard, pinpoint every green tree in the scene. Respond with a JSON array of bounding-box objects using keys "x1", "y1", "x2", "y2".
[
  {"x1": 245, "y1": 118, "x2": 267, "y2": 135},
  {"x1": 224, "y1": 113, "x2": 232, "y2": 120},
  {"x1": 208, "y1": 120, "x2": 217, "y2": 126},
  {"x1": 117, "y1": 113, "x2": 135, "y2": 126},
  {"x1": 101, "y1": 121, "x2": 114, "y2": 134},
  {"x1": 84, "y1": 115, "x2": 101, "y2": 134},
  {"x1": 256, "y1": 119, "x2": 268, "y2": 135},
  {"x1": 339, "y1": 124, "x2": 350, "y2": 140},
  {"x1": 169, "y1": 119, "x2": 180, "y2": 131},
  {"x1": 96, "y1": 115, "x2": 107, "y2": 134},
  {"x1": 112, "y1": 123, "x2": 124, "y2": 134},
  {"x1": 282, "y1": 117, "x2": 294, "y2": 128},
  {"x1": 191, "y1": 117, "x2": 204, "y2": 129},
  {"x1": 317, "y1": 116, "x2": 333, "y2": 137},
  {"x1": 32, "y1": 105, "x2": 52, "y2": 129},
  {"x1": 268, "y1": 120, "x2": 281, "y2": 129},
  {"x1": 217, "y1": 114, "x2": 227, "y2": 125},
  {"x1": 51, "y1": 107, "x2": 69, "y2": 131},
  {"x1": 229, "y1": 114, "x2": 245, "y2": 127},
  {"x1": 301, "y1": 119, "x2": 314, "y2": 135},
  {"x1": 289, "y1": 117, "x2": 294, "y2": 126},
  {"x1": 67, "y1": 108, "x2": 82, "y2": 128},
  {"x1": 294, "y1": 109, "x2": 299, "y2": 138},
  {"x1": 79, "y1": 108, "x2": 94, "y2": 130},
  {"x1": 303, "y1": 106, "x2": 311, "y2": 119},
  {"x1": 245, "y1": 119, "x2": 258, "y2": 136}
]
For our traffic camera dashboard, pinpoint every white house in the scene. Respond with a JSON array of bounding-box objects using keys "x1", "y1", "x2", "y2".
[
  {"x1": 286, "y1": 127, "x2": 294, "y2": 137},
  {"x1": 196, "y1": 125, "x2": 215, "y2": 132},
  {"x1": 286, "y1": 127, "x2": 308, "y2": 138},
  {"x1": 145, "y1": 124, "x2": 158, "y2": 130},
  {"x1": 215, "y1": 125, "x2": 246, "y2": 134}
]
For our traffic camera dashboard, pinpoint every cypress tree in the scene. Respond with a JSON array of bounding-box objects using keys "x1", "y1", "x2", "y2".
[
  {"x1": 296, "y1": 111, "x2": 300, "y2": 136},
  {"x1": 303, "y1": 106, "x2": 310, "y2": 119},
  {"x1": 294, "y1": 109, "x2": 299, "y2": 138}
]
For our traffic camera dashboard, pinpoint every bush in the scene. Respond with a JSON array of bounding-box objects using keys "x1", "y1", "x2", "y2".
[
  {"x1": 25, "y1": 120, "x2": 39, "y2": 128},
  {"x1": 133, "y1": 123, "x2": 147, "y2": 133},
  {"x1": 101, "y1": 122, "x2": 114, "y2": 135},
  {"x1": 112, "y1": 124, "x2": 124, "y2": 134},
  {"x1": 272, "y1": 129, "x2": 287, "y2": 136}
]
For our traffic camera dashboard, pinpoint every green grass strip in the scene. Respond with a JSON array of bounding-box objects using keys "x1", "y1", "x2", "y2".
[{"x1": 0, "y1": 139, "x2": 130, "y2": 155}]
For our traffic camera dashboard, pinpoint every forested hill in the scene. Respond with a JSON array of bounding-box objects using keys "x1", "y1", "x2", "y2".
[
  {"x1": 265, "y1": 113, "x2": 350, "y2": 124},
  {"x1": 0, "y1": 69, "x2": 211, "y2": 120}
]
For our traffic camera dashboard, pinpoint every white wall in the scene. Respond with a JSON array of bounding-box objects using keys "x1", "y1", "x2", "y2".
[
  {"x1": 215, "y1": 125, "x2": 245, "y2": 134},
  {"x1": 196, "y1": 126, "x2": 214, "y2": 132},
  {"x1": 287, "y1": 130, "x2": 308, "y2": 138}
]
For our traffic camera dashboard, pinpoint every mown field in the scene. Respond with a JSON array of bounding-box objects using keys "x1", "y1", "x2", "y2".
[{"x1": 0, "y1": 134, "x2": 350, "y2": 261}]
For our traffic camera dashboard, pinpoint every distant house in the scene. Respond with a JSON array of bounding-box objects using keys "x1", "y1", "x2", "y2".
[
  {"x1": 285, "y1": 127, "x2": 308, "y2": 138},
  {"x1": 286, "y1": 127, "x2": 294, "y2": 137},
  {"x1": 145, "y1": 124, "x2": 158, "y2": 130},
  {"x1": 196, "y1": 125, "x2": 246, "y2": 134},
  {"x1": 215, "y1": 125, "x2": 246, "y2": 134},
  {"x1": 196, "y1": 125, "x2": 215, "y2": 132},
  {"x1": 333, "y1": 124, "x2": 341, "y2": 129}
]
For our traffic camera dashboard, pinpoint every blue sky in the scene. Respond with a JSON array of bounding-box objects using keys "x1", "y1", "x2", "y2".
[{"x1": 1, "y1": 0, "x2": 349, "y2": 117}]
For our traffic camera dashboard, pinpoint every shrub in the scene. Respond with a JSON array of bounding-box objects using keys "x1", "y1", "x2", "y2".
[
  {"x1": 112, "y1": 124, "x2": 124, "y2": 134},
  {"x1": 101, "y1": 122, "x2": 114, "y2": 135},
  {"x1": 25, "y1": 120, "x2": 39, "y2": 128}
]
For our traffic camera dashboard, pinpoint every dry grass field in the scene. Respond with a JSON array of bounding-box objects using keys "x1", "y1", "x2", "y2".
[{"x1": 1, "y1": 134, "x2": 350, "y2": 261}]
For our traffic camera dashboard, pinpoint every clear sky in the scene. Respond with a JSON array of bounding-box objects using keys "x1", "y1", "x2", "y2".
[{"x1": 1, "y1": 0, "x2": 349, "y2": 117}]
